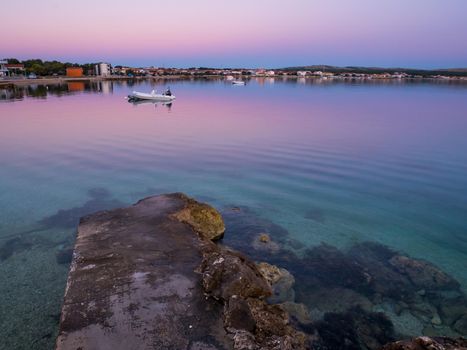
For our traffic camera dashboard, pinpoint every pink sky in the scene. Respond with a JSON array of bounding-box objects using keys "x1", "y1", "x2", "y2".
[{"x1": 2, "y1": 0, "x2": 467, "y2": 68}]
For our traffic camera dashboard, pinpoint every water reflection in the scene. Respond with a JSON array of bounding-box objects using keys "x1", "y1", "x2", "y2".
[
  {"x1": 2, "y1": 77, "x2": 467, "y2": 103},
  {"x1": 67, "y1": 82, "x2": 85, "y2": 92},
  {"x1": 98, "y1": 81, "x2": 113, "y2": 94},
  {"x1": 0, "y1": 80, "x2": 115, "y2": 101},
  {"x1": 128, "y1": 98, "x2": 173, "y2": 111},
  {"x1": 0, "y1": 88, "x2": 24, "y2": 101}
]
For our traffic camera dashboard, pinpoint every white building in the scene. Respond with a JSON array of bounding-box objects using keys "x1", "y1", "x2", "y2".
[
  {"x1": 95, "y1": 62, "x2": 111, "y2": 76},
  {"x1": 0, "y1": 61, "x2": 8, "y2": 77}
]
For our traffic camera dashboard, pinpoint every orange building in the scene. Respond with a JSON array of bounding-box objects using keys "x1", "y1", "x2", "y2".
[{"x1": 66, "y1": 67, "x2": 83, "y2": 77}]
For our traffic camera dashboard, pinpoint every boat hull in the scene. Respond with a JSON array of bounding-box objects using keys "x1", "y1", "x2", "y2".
[{"x1": 128, "y1": 91, "x2": 176, "y2": 102}]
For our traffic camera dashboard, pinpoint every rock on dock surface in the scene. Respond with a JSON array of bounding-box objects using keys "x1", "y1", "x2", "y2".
[{"x1": 55, "y1": 193, "x2": 306, "y2": 350}]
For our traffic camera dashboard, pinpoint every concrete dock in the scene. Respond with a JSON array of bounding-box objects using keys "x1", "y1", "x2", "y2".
[
  {"x1": 55, "y1": 193, "x2": 231, "y2": 350},
  {"x1": 55, "y1": 193, "x2": 307, "y2": 350}
]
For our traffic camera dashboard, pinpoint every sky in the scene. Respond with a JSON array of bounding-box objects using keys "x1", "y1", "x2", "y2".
[{"x1": 2, "y1": 0, "x2": 467, "y2": 68}]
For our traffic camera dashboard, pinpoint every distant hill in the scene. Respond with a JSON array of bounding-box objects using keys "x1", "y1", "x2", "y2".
[
  {"x1": 279, "y1": 65, "x2": 467, "y2": 77},
  {"x1": 439, "y1": 68, "x2": 467, "y2": 72}
]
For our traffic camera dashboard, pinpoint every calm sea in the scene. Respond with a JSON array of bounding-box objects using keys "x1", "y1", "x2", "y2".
[{"x1": 1, "y1": 78, "x2": 466, "y2": 349}]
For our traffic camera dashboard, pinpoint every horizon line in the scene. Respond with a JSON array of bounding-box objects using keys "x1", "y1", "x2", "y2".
[{"x1": 2, "y1": 58, "x2": 467, "y2": 71}]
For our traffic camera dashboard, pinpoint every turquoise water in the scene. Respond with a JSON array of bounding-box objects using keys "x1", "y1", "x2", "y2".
[{"x1": 1, "y1": 79, "x2": 467, "y2": 349}]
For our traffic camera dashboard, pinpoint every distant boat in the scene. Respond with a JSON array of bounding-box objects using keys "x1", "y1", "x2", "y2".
[
  {"x1": 128, "y1": 89, "x2": 175, "y2": 102},
  {"x1": 232, "y1": 81, "x2": 245, "y2": 86}
]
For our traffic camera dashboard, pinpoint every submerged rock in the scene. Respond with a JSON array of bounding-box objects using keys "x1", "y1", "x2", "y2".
[
  {"x1": 300, "y1": 243, "x2": 371, "y2": 291},
  {"x1": 252, "y1": 233, "x2": 281, "y2": 254},
  {"x1": 257, "y1": 262, "x2": 295, "y2": 303},
  {"x1": 280, "y1": 302, "x2": 312, "y2": 325},
  {"x1": 315, "y1": 306, "x2": 395, "y2": 350},
  {"x1": 287, "y1": 241, "x2": 466, "y2": 348},
  {"x1": 259, "y1": 233, "x2": 271, "y2": 243},
  {"x1": 388, "y1": 255, "x2": 459, "y2": 291},
  {"x1": 348, "y1": 242, "x2": 415, "y2": 300},
  {"x1": 373, "y1": 303, "x2": 425, "y2": 337},
  {"x1": 437, "y1": 296, "x2": 467, "y2": 327},
  {"x1": 257, "y1": 262, "x2": 291, "y2": 286},
  {"x1": 220, "y1": 205, "x2": 291, "y2": 258},
  {"x1": 40, "y1": 188, "x2": 125, "y2": 229},
  {"x1": 303, "y1": 287, "x2": 373, "y2": 318},
  {"x1": 0, "y1": 237, "x2": 32, "y2": 261},
  {"x1": 380, "y1": 336, "x2": 467, "y2": 350},
  {"x1": 409, "y1": 299, "x2": 441, "y2": 324},
  {"x1": 453, "y1": 315, "x2": 467, "y2": 335}
]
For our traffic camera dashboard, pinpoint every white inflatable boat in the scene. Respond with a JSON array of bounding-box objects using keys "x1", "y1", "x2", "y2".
[{"x1": 128, "y1": 89, "x2": 176, "y2": 102}]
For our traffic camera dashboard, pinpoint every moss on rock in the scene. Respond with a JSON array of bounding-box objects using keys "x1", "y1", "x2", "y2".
[{"x1": 171, "y1": 193, "x2": 225, "y2": 241}]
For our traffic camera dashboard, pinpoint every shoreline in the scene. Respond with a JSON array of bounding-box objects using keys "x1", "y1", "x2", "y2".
[
  {"x1": 1, "y1": 74, "x2": 467, "y2": 88},
  {"x1": 0, "y1": 76, "x2": 135, "y2": 87}
]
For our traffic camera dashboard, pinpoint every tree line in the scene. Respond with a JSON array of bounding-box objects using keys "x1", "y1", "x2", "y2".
[{"x1": 4, "y1": 58, "x2": 98, "y2": 76}]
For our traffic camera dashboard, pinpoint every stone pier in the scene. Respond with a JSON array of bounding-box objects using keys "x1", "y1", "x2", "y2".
[
  {"x1": 55, "y1": 193, "x2": 231, "y2": 350},
  {"x1": 55, "y1": 193, "x2": 306, "y2": 350}
]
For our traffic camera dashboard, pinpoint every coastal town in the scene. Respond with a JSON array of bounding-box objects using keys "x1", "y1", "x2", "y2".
[
  {"x1": 2, "y1": 0, "x2": 467, "y2": 348},
  {"x1": 1, "y1": 59, "x2": 466, "y2": 86}
]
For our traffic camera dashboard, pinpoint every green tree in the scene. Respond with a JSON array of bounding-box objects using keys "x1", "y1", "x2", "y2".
[{"x1": 29, "y1": 63, "x2": 45, "y2": 75}]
